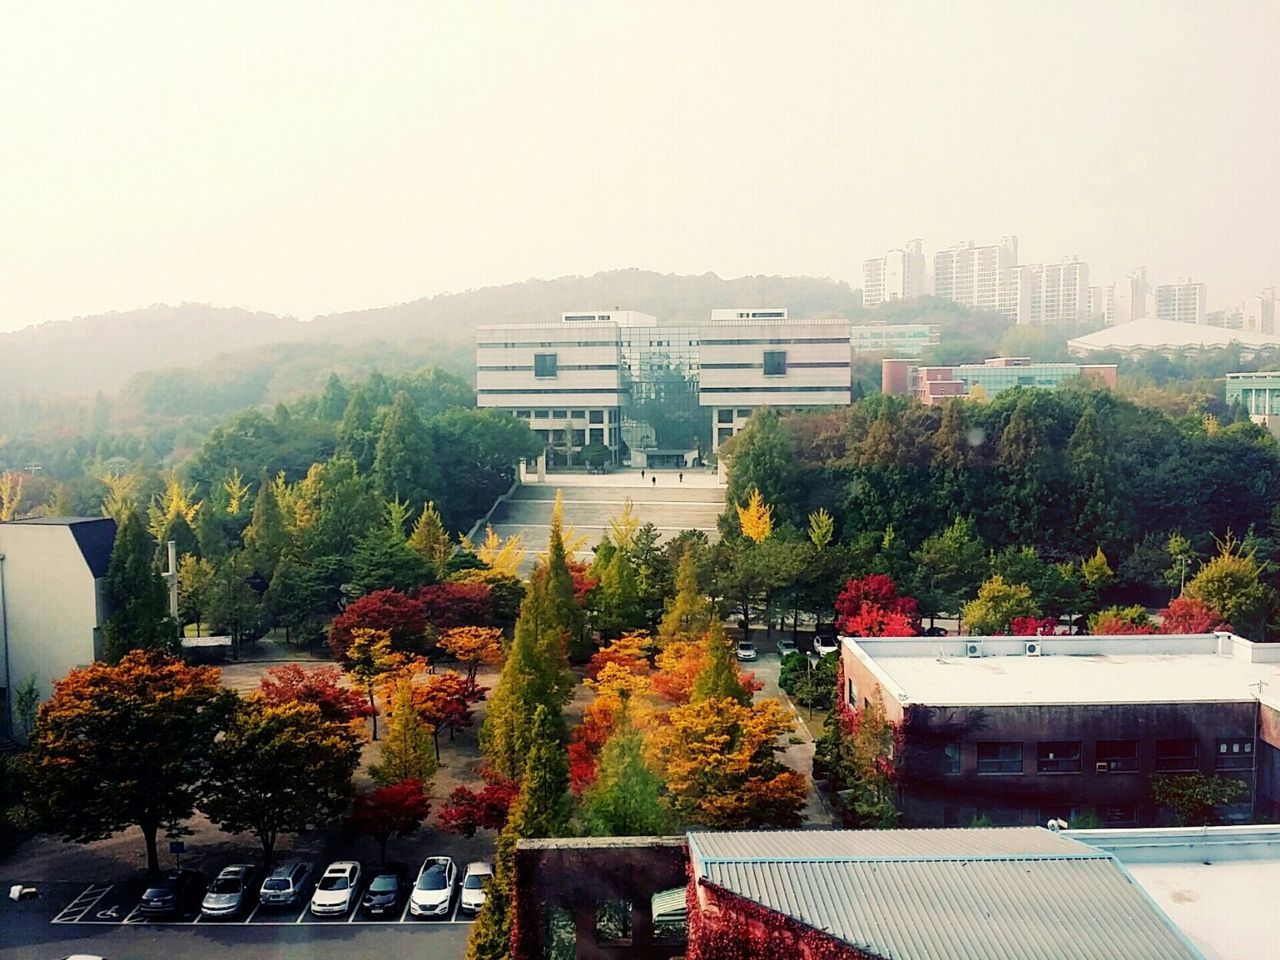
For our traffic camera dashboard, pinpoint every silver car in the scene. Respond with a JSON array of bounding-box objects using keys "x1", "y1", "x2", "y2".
[
  {"x1": 201, "y1": 864, "x2": 256, "y2": 918},
  {"x1": 459, "y1": 861, "x2": 493, "y2": 915},
  {"x1": 258, "y1": 860, "x2": 313, "y2": 909}
]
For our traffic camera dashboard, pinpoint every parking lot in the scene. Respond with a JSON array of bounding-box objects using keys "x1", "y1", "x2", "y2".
[{"x1": 3, "y1": 869, "x2": 476, "y2": 960}]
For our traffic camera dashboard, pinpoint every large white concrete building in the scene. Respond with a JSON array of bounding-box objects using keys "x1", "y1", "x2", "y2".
[
  {"x1": 0, "y1": 517, "x2": 115, "y2": 738},
  {"x1": 1241, "y1": 288, "x2": 1277, "y2": 335},
  {"x1": 1104, "y1": 268, "x2": 1153, "y2": 326},
  {"x1": 1030, "y1": 255, "x2": 1090, "y2": 324},
  {"x1": 1157, "y1": 278, "x2": 1209, "y2": 325},
  {"x1": 862, "y1": 239, "x2": 928, "y2": 308},
  {"x1": 933, "y1": 236, "x2": 1020, "y2": 316},
  {"x1": 477, "y1": 308, "x2": 854, "y2": 464}
]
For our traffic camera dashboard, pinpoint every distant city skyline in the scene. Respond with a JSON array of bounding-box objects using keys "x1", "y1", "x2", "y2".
[{"x1": 1, "y1": 2, "x2": 1276, "y2": 333}]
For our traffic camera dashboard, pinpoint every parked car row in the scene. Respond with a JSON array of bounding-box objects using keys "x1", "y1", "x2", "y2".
[{"x1": 134, "y1": 856, "x2": 493, "y2": 920}]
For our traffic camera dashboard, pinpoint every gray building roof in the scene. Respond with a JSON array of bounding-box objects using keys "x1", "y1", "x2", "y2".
[{"x1": 688, "y1": 828, "x2": 1203, "y2": 960}]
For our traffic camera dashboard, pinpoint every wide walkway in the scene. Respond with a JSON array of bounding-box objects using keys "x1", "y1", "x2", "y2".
[{"x1": 489, "y1": 468, "x2": 726, "y2": 573}]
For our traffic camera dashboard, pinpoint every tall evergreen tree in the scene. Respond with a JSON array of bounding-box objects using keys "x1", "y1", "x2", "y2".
[
  {"x1": 243, "y1": 475, "x2": 290, "y2": 580},
  {"x1": 479, "y1": 572, "x2": 572, "y2": 782},
  {"x1": 1068, "y1": 401, "x2": 1130, "y2": 554},
  {"x1": 579, "y1": 714, "x2": 673, "y2": 836},
  {"x1": 102, "y1": 511, "x2": 178, "y2": 663},
  {"x1": 370, "y1": 679, "x2": 439, "y2": 788},
  {"x1": 690, "y1": 621, "x2": 751, "y2": 706},
  {"x1": 545, "y1": 492, "x2": 588, "y2": 659},
  {"x1": 373, "y1": 392, "x2": 441, "y2": 510},
  {"x1": 336, "y1": 388, "x2": 380, "y2": 472},
  {"x1": 658, "y1": 549, "x2": 713, "y2": 645},
  {"x1": 317, "y1": 373, "x2": 350, "y2": 422},
  {"x1": 408, "y1": 501, "x2": 452, "y2": 578}
]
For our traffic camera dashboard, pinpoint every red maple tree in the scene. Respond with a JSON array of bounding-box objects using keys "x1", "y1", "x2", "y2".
[
  {"x1": 1158, "y1": 597, "x2": 1230, "y2": 634},
  {"x1": 834, "y1": 574, "x2": 920, "y2": 637},
  {"x1": 411, "y1": 671, "x2": 483, "y2": 759},
  {"x1": 416, "y1": 581, "x2": 493, "y2": 629},
  {"x1": 328, "y1": 589, "x2": 428, "y2": 659},
  {"x1": 346, "y1": 779, "x2": 431, "y2": 864},
  {"x1": 258, "y1": 663, "x2": 373, "y2": 724},
  {"x1": 436, "y1": 773, "x2": 517, "y2": 837},
  {"x1": 1009, "y1": 616, "x2": 1058, "y2": 637}
]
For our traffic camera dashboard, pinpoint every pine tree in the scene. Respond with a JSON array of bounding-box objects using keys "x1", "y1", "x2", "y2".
[
  {"x1": 408, "y1": 501, "x2": 452, "y2": 579},
  {"x1": 545, "y1": 491, "x2": 587, "y2": 658},
  {"x1": 580, "y1": 714, "x2": 673, "y2": 836},
  {"x1": 479, "y1": 573, "x2": 571, "y2": 782},
  {"x1": 243, "y1": 475, "x2": 290, "y2": 580},
  {"x1": 370, "y1": 679, "x2": 439, "y2": 789},
  {"x1": 102, "y1": 510, "x2": 178, "y2": 662},
  {"x1": 336, "y1": 387, "x2": 379, "y2": 472},
  {"x1": 690, "y1": 621, "x2": 751, "y2": 705},
  {"x1": 318, "y1": 373, "x2": 350, "y2": 422},
  {"x1": 598, "y1": 550, "x2": 643, "y2": 639},
  {"x1": 658, "y1": 549, "x2": 713, "y2": 645},
  {"x1": 373, "y1": 392, "x2": 441, "y2": 510}
]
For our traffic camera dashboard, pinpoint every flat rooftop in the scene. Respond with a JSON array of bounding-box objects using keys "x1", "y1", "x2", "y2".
[{"x1": 847, "y1": 634, "x2": 1280, "y2": 706}]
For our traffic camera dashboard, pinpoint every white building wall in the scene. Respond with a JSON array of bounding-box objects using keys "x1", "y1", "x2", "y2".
[
  {"x1": 0, "y1": 523, "x2": 104, "y2": 734},
  {"x1": 476, "y1": 322, "x2": 624, "y2": 409},
  {"x1": 1156, "y1": 279, "x2": 1208, "y2": 325}
]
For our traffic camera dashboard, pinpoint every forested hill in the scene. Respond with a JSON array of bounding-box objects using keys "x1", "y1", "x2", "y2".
[{"x1": 0, "y1": 270, "x2": 861, "y2": 399}]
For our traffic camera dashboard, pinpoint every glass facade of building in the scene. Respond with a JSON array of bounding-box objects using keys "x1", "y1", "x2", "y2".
[{"x1": 619, "y1": 325, "x2": 703, "y2": 453}]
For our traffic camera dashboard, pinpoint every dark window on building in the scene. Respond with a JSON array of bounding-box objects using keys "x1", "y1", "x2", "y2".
[
  {"x1": 1216, "y1": 738, "x2": 1254, "y2": 770},
  {"x1": 589, "y1": 410, "x2": 604, "y2": 424},
  {"x1": 1155, "y1": 739, "x2": 1199, "y2": 772},
  {"x1": 608, "y1": 409, "x2": 618, "y2": 422},
  {"x1": 717, "y1": 409, "x2": 734, "y2": 424},
  {"x1": 596, "y1": 900, "x2": 631, "y2": 943},
  {"x1": 976, "y1": 742, "x2": 1023, "y2": 774},
  {"x1": 571, "y1": 409, "x2": 585, "y2": 419},
  {"x1": 942, "y1": 742, "x2": 961, "y2": 775},
  {"x1": 534, "y1": 353, "x2": 558, "y2": 378},
  {"x1": 717, "y1": 427, "x2": 734, "y2": 444},
  {"x1": 846, "y1": 677, "x2": 856, "y2": 707},
  {"x1": 552, "y1": 409, "x2": 567, "y2": 419},
  {"x1": 1099, "y1": 805, "x2": 1138, "y2": 826},
  {"x1": 533, "y1": 409, "x2": 550, "y2": 419},
  {"x1": 590, "y1": 428, "x2": 604, "y2": 445},
  {"x1": 763, "y1": 350, "x2": 787, "y2": 376},
  {"x1": 1037, "y1": 741, "x2": 1082, "y2": 773},
  {"x1": 1096, "y1": 740, "x2": 1139, "y2": 772},
  {"x1": 572, "y1": 429, "x2": 585, "y2": 446},
  {"x1": 515, "y1": 409, "x2": 531, "y2": 418},
  {"x1": 737, "y1": 408, "x2": 752, "y2": 418}
]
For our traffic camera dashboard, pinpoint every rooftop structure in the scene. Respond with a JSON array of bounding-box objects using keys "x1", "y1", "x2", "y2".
[
  {"x1": 840, "y1": 634, "x2": 1280, "y2": 829},
  {"x1": 687, "y1": 827, "x2": 1203, "y2": 960},
  {"x1": 1067, "y1": 317, "x2": 1280, "y2": 356}
]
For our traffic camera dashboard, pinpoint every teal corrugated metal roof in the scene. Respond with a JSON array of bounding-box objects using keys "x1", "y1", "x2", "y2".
[{"x1": 688, "y1": 829, "x2": 1203, "y2": 960}]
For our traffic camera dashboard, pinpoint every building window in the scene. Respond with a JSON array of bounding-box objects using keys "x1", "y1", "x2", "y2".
[
  {"x1": 846, "y1": 677, "x2": 856, "y2": 707},
  {"x1": 1216, "y1": 738, "x2": 1254, "y2": 770},
  {"x1": 976, "y1": 742, "x2": 1022, "y2": 775},
  {"x1": 515, "y1": 410, "x2": 531, "y2": 419},
  {"x1": 717, "y1": 409, "x2": 734, "y2": 424},
  {"x1": 737, "y1": 408, "x2": 752, "y2": 418},
  {"x1": 1095, "y1": 740, "x2": 1139, "y2": 772},
  {"x1": 533, "y1": 409, "x2": 549, "y2": 419},
  {"x1": 552, "y1": 409, "x2": 567, "y2": 419},
  {"x1": 534, "y1": 353, "x2": 558, "y2": 378},
  {"x1": 572, "y1": 429, "x2": 585, "y2": 446},
  {"x1": 717, "y1": 427, "x2": 734, "y2": 444},
  {"x1": 1155, "y1": 738, "x2": 1199, "y2": 772},
  {"x1": 763, "y1": 350, "x2": 787, "y2": 376},
  {"x1": 1037, "y1": 741, "x2": 1082, "y2": 774},
  {"x1": 942, "y1": 742, "x2": 961, "y2": 775},
  {"x1": 590, "y1": 428, "x2": 604, "y2": 445},
  {"x1": 589, "y1": 410, "x2": 604, "y2": 424},
  {"x1": 571, "y1": 409, "x2": 586, "y2": 419}
]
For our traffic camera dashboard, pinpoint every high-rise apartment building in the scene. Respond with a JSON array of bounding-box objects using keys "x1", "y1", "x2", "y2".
[
  {"x1": 1104, "y1": 269, "x2": 1152, "y2": 326},
  {"x1": 1087, "y1": 286, "x2": 1106, "y2": 323},
  {"x1": 1031, "y1": 256, "x2": 1090, "y2": 324},
  {"x1": 1156, "y1": 278, "x2": 1208, "y2": 325},
  {"x1": 1242, "y1": 288, "x2": 1278, "y2": 335},
  {"x1": 862, "y1": 239, "x2": 928, "y2": 308},
  {"x1": 934, "y1": 237, "x2": 1019, "y2": 316}
]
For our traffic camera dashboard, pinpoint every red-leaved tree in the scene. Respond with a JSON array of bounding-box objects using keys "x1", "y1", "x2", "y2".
[
  {"x1": 436, "y1": 774, "x2": 517, "y2": 837},
  {"x1": 258, "y1": 664, "x2": 374, "y2": 724},
  {"x1": 566, "y1": 559, "x2": 597, "y2": 606},
  {"x1": 1010, "y1": 616, "x2": 1058, "y2": 637},
  {"x1": 412, "y1": 671, "x2": 483, "y2": 759},
  {"x1": 835, "y1": 575, "x2": 921, "y2": 637},
  {"x1": 1158, "y1": 597, "x2": 1230, "y2": 634},
  {"x1": 416, "y1": 582, "x2": 493, "y2": 629},
  {"x1": 346, "y1": 779, "x2": 431, "y2": 865},
  {"x1": 329, "y1": 589, "x2": 427, "y2": 659}
]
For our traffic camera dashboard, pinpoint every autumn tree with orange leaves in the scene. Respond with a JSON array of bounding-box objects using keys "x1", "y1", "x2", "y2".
[
  {"x1": 438, "y1": 626, "x2": 504, "y2": 686},
  {"x1": 23, "y1": 652, "x2": 230, "y2": 875}
]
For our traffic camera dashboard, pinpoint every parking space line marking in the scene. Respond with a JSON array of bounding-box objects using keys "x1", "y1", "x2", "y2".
[
  {"x1": 346, "y1": 893, "x2": 361, "y2": 923},
  {"x1": 295, "y1": 901, "x2": 310, "y2": 924},
  {"x1": 122, "y1": 904, "x2": 146, "y2": 924},
  {"x1": 449, "y1": 886, "x2": 461, "y2": 923},
  {"x1": 398, "y1": 895, "x2": 412, "y2": 923},
  {"x1": 191, "y1": 912, "x2": 201, "y2": 924},
  {"x1": 244, "y1": 902, "x2": 261, "y2": 924},
  {"x1": 52, "y1": 883, "x2": 113, "y2": 923}
]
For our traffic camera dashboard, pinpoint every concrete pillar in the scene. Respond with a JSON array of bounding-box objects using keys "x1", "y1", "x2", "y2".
[{"x1": 537, "y1": 452, "x2": 546, "y2": 482}]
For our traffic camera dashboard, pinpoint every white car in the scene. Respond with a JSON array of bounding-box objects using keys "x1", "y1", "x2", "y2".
[
  {"x1": 309, "y1": 861, "x2": 361, "y2": 916},
  {"x1": 776, "y1": 637, "x2": 798, "y2": 656},
  {"x1": 459, "y1": 861, "x2": 493, "y2": 915},
  {"x1": 735, "y1": 640, "x2": 758, "y2": 661},
  {"x1": 409, "y1": 856, "x2": 456, "y2": 918},
  {"x1": 813, "y1": 634, "x2": 839, "y2": 656}
]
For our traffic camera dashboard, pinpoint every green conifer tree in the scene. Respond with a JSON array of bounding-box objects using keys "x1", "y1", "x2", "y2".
[
  {"x1": 102, "y1": 510, "x2": 179, "y2": 662},
  {"x1": 372, "y1": 392, "x2": 441, "y2": 511},
  {"x1": 243, "y1": 475, "x2": 290, "y2": 580},
  {"x1": 690, "y1": 621, "x2": 751, "y2": 705},
  {"x1": 657, "y1": 549, "x2": 713, "y2": 646},
  {"x1": 580, "y1": 713, "x2": 673, "y2": 836}
]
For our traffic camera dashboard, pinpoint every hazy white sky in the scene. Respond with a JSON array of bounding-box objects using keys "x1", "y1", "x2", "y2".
[{"x1": 1, "y1": 1, "x2": 1277, "y2": 332}]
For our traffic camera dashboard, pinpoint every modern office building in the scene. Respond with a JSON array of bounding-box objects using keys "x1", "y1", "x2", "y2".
[
  {"x1": 882, "y1": 356, "x2": 1117, "y2": 405},
  {"x1": 862, "y1": 239, "x2": 928, "y2": 308},
  {"x1": 1225, "y1": 371, "x2": 1280, "y2": 437},
  {"x1": 476, "y1": 309, "x2": 853, "y2": 465},
  {"x1": 849, "y1": 321, "x2": 940, "y2": 355},
  {"x1": 1156, "y1": 277, "x2": 1209, "y2": 325},
  {"x1": 933, "y1": 236, "x2": 1020, "y2": 317},
  {"x1": 1104, "y1": 268, "x2": 1153, "y2": 326},
  {"x1": 0, "y1": 517, "x2": 115, "y2": 739},
  {"x1": 840, "y1": 632, "x2": 1280, "y2": 829}
]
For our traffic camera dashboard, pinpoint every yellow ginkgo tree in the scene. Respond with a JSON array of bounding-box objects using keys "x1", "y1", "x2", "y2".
[{"x1": 737, "y1": 489, "x2": 774, "y2": 543}]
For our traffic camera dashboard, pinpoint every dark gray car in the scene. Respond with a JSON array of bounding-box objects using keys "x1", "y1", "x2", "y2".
[{"x1": 201, "y1": 863, "x2": 257, "y2": 918}]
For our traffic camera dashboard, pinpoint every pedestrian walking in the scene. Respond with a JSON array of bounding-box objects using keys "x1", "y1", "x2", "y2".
[
  {"x1": 679, "y1": 471, "x2": 684, "y2": 483},
  {"x1": 641, "y1": 468, "x2": 645, "y2": 478},
  {"x1": 651, "y1": 476, "x2": 656, "y2": 486}
]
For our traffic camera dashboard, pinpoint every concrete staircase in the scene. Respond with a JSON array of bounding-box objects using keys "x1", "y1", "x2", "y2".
[{"x1": 487, "y1": 472, "x2": 725, "y2": 574}]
